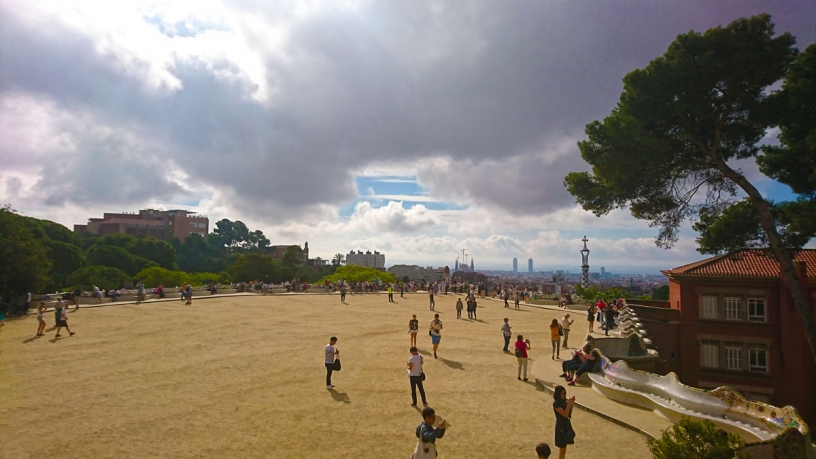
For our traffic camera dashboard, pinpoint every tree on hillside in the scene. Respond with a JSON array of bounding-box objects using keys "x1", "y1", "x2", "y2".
[
  {"x1": 282, "y1": 245, "x2": 304, "y2": 268},
  {"x1": 226, "y1": 253, "x2": 279, "y2": 283},
  {"x1": 67, "y1": 266, "x2": 131, "y2": 290},
  {"x1": 563, "y1": 15, "x2": 816, "y2": 363},
  {"x1": 332, "y1": 253, "x2": 345, "y2": 266},
  {"x1": 651, "y1": 285, "x2": 670, "y2": 301},
  {"x1": 0, "y1": 205, "x2": 51, "y2": 299},
  {"x1": 320, "y1": 265, "x2": 396, "y2": 284},
  {"x1": 86, "y1": 245, "x2": 158, "y2": 277},
  {"x1": 126, "y1": 237, "x2": 177, "y2": 270}
]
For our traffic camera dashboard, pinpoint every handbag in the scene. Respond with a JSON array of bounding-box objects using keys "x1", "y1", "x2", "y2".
[
  {"x1": 515, "y1": 349, "x2": 523, "y2": 357},
  {"x1": 558, "y1": 325, "x2": 564, "y2": 337},
  {"x1": 564, "y1": 426, "x2": 576, "y2": 444},
  {"x1": 332, "y1": 358, "x2": 341, "y2": 371},
  {"x1": 420, "y1": 371, "x2": 426, "y2": 381}
]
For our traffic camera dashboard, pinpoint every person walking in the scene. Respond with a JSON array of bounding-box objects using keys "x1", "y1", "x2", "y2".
[
  {"x1": 325, "y1": 336, "x2": 339, "y2": 390},
  {"x1": 429, "y1": 314, "x2": 442, "y2": 359},
  {"x1": 55, "y1": 303, "x2": 74, "y2": 338},
  {"x1": 408, "y1": 314, "x2": 419, "y2": 347},
  {"x1": 400, "y1": 283, "x2": 405, "y2": 298},
  {"x1": 586, "y1": 304, "x2": 596, "y2": 334},
  {"x1": 407, "y1": 347, "x2": 427, "y2": 407},
  {"x1": 553, "y1": 385, "x2": 576, "y2": 459},
  {"x1": 549, "y1": 319, "x2": 561, "y2": 360},
  {"x1": 471, "y1": 297, "x2": 478, "y2": 320},
  {"x1": 514, "y1": 290, "x2": 520, "y2": 309},
  {"x1": 388, "y1": 284, "x2": 394, "y2": 302},
  {"x1": 515, "y1": 335, "x2": 531, "y2": 381},
  {"x1": 54, "y1": 297, "x2": 64, "y2": 327},
  {"x1": 455, "y1": 298, "x2": 463, "y2": 319},
  {"x1": 501, "y1": 318, "x2": 512, "y2": 352},
  {"x1": 503, "y1": 289, "x2": 510, "y2": 308},
  {"x1": 73, "y1": 287, "x2": 82, "y2": 309},
  {"x1": 412, "y1": 407, "x2": 446, "y2": 459},
  {"x1": 560, "y1": 314, "x2": 573, "y2": 349},
  {"x1": 429, "y1": 289, "x2": 435, "y2": 311},
  {"x1": 137, "y1": 281, "x2": 145, "y2": 302},
  {"x1": 185, "y1": 284, "x2": 193, "y2": 305},
  {"x1": 340, "y1": 284, "x2": 347, "y2": 303},
  {"x1": 465, "y1": 297, "x2": 474, "y2": 319},
  {"x1": 25, "y1": 291, "x2": 31, "y2": 313},
  {"x1": 35, "y1": 302, "x2": 46, "y2": 337}
]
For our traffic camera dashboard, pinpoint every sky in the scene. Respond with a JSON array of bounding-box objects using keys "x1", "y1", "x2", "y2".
[{"x1": 1, "y1": 0, "x2": 814, "y2": 274}]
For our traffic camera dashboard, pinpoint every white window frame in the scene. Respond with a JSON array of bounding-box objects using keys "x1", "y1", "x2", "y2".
[
  {"x1": 747, "y1": 297, "x2": 766, "y2": 322},
  {"x1": 724, "y1": 343, "x2": 743, "y2": 370},
  {"x1": 700, "y1": 340, "x2": 720, "y2": 368},
  {"x1": 748, "y1": 345, "x2": 768, "y2": 373},
  {"x1": 700, "y1": 295, "x2": 718, "y2": 319},
  {"x1": 723, "y1": 297, "x2": 742, "y2": 321}
]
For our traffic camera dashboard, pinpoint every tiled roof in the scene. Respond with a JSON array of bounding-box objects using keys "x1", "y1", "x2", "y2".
[{"x1": 663, "y1": 249, "x2": 816, "y2": 279}]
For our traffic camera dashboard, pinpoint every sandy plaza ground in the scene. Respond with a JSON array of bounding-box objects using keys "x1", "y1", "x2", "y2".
[{"x1": 0, "y1": 292, "x2": 652, "y2": 459}]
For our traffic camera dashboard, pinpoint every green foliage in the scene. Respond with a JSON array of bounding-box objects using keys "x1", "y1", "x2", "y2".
[
  {"x1": 86, "y1": 245, "x2": 159, "y2": 277},
  {"x1": 126, "y1": 237, "x2": 177, "y2": 270},
  {"x1": 134, "y1": 267, "x2": 190, "y2": 288},
  {"x1": 0, "y1": 205, "x2": 51, "y2": 297},
  {"x1": 759, "y1": 44, "x2": 816, "y2": 198},
  {"x1": 282, "y1": 245, "x2": 304, "y2": 267},
  {"x1": 574, "y1": 285, "x2": 599, "y2": 302},
  {"x1": 66, "y1": 266, "x2": 131, "y2": 290},
  {"x1": 332, "y1": 253, "x2": 345, "y2": 266},
  {"x1": 598, "y1": 287, "x2": 629, "y2": 303},
  {"x1": 652, "y1": 285, "x2": 670, "y2": 301},
  {"x1": 189, "y1": 272, "x2": 229, "y2": 285},
  {"x1": 693, "y1": 199, "x2": 813, "y2": 254},
  {"x1": 226, "y1": 253, "x2": 280, "y2": 283},
  {"x1": 46, "y1": 240, "x2": 85, "y2": 290},
  {"x1": 647, "y1": 417, "x2": 748, "y2": 459},
  {"x1": 319, "y1": 265, "x2": 395, "y2": 284}
]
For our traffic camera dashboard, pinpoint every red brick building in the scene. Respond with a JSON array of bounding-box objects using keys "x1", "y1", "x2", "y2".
[
  {"x1": 74, "y1": 209, "x2": 209, "y2": 241},
  {"x1": 659, "y1": 249, "x2": 816, "y2": 427}
]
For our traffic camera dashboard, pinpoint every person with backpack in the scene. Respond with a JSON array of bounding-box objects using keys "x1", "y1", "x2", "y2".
[
  {"x1": 515, "y1": 334, "x2": 531, "y2": 381},
  {"x1": 549, "y1": 319, "x2": 561, "y2": 360},
  {"x1": 412, "y1": 407, "x2": 446, "y2": 459},
  {"x1": 407, "y1": 347, "x2": 427, "y2": 407}
]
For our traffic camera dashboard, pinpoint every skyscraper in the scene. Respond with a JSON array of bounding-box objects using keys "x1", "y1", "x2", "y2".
[
  {"x1": 513, "y1": 257, "x2": 518, "y2": 273},
  {"x1": 528, "y1": 258, "x2": 533, "y2": 273}
]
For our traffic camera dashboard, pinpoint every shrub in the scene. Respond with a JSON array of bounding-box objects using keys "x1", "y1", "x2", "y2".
[
  {"x1": 66, "y1": 266, "x2": 132, "y2": 291},
  {"x1": 647, "y1": 417, "x2": 748, "y2": 459}
]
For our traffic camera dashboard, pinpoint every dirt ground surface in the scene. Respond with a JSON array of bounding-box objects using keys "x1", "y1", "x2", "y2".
[{"x1": 0, "y1": 293, "x2": 653, "y2": 459}]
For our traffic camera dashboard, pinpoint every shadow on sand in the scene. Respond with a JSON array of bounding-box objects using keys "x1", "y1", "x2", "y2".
[
  {"x1": 330, "y1": 390, "x2": 351, "y2": 403},
  {"x1": 438, "y1": 357, "x2": 464, "y2": 370}
]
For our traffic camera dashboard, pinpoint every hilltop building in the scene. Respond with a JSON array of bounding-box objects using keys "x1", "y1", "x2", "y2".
[
  {"x1": 388, "y1": 265, "x2": 448, "y2": 282},
  {"x1": 269, "y1": 242, "x2": 309, "y2": 265},
  {"x1": 74, "y1": 209, "x2": 208, "y2": 241},
  {"x1": 347, "y1": 250, "x2": 385, "y2": 269}
]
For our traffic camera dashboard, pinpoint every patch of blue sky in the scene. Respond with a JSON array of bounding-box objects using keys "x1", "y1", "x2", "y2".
[
  {"x1": 355, "y1": 176, "x2": 422, "y2": 197},
  {"x1": 142, "y1": 15, "x2": 228, "y2": 38}
]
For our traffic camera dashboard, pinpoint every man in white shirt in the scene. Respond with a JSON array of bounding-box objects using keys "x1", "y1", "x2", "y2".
[
  {"x1": 325, "y1": 336, "x2": 339, "y2": 390},
  {"x1": 501, "y1": 318, "x2": 512, "y2": 352},
  {"x1": 561, "y1": 314, "x2": 574, "y2": 349},
  {"x1": 407, "y1": 347, "x2": 427, "y2": 407}
]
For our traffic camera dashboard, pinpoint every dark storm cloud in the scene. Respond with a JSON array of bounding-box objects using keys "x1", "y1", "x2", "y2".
[{"x1": 1, "y1": 0, "x2": 813, "y2": 221}]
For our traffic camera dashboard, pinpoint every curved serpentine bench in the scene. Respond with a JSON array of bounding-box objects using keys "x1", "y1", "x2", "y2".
[{"x1": 588, "y1": 358, "x2": 809, "y2": 443}]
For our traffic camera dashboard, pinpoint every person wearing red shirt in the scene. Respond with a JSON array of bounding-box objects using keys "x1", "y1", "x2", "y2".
[{"x1": 515, "y1": 335, "x2": 531, "y2": 381}]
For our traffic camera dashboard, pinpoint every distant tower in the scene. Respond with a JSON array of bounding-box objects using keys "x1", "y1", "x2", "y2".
[
  {"x1": 528, "y1": 258, "x2": 533, "y2": 273},
  {"x1": 580, "y1": 236, "x2": 590, "y2": 288},
  {"x1": 470, "y1": 258, "x2": 474, "y2": 271},
  {"x1": 513, "y1": 258, "x2": 518, "y2": 273},
  {"x1": 455, "y1": 259, "x2": 459, "y2": 272}
]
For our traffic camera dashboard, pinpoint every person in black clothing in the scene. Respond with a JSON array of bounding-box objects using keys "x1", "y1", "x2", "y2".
[
  {"x1": 553, "y1": 385, "x2": 575, "y2": 459},
  {"x1": 604, "y1": 306, "x2": 617, "y2": 336}
]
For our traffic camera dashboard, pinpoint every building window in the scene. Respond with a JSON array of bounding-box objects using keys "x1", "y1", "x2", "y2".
[
  {"x1": 190, "y1": 222, "x2": 197, "y2": 227},
  {"x1": 723, "y1": 297, "x2": 741, "y2": 321},
  {"x1": 747, "y1": 298, "x2": 766, "y2": 322},
  {"x1": 724, "y1": 343, "x2": 743, "y2": 370},
  {"x1": 168, "y1": 221, "x2": 173, "y2": 225},
  {"x1": 700, "y1": 296, "x2": 718, "y2": 319},
  {"x1": 701, "y1": 340, "x2": 719, "y2": 368},
  {"x1": 198, "y1": 222, "x2": 207, "y2": 228},
  {"x1": 748, "y1": 345, "x2": 768, "y2": 373}
]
